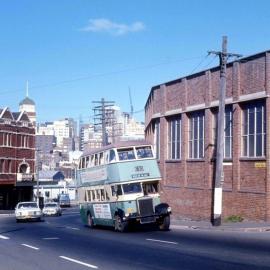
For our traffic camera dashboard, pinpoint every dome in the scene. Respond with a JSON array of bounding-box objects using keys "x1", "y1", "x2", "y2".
[{"x1": 19, "y1": 97, "x2": 35, "y2": 106}]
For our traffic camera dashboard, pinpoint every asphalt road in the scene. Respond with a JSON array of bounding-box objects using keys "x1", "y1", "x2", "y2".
[{"x1": 1, "y1": 207, "x2": 270, "y2": 270}]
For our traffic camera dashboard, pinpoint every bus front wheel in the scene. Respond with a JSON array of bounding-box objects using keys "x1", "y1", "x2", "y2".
[
  {"x1": 114, "y1": 215, "x2": 128, "y2": 232},
  {"x1": 159, "y1": 215, "x2": 170, "y2": 231},
  {"x1": 87, "y1": 214, "x2": 95, "y2": 229}
]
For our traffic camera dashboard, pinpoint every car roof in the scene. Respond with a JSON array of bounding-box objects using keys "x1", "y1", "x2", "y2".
[
  {"x1": 44, "y1": 202, "x2": 57, "y2": 205},
  {"x1": 17, "y1": 201, "x2": 37, "y2": 204}
]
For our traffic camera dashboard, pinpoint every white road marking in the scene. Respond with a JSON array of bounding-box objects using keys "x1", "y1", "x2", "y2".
[
  {"x1": 59, "y1": 256, "x2": 98, "y2": 269},
  {"x1": 65, "y1": 211, "x2": 80, "y2": 214},
  {"x1": 0, "y1": 235, "x2": 9, "y2": 240},
  {"x1": 42, "y1": 237, "x2": 60, "y2": 240},
  {"x1": 146, "y1": 238, "x2": 178, "y2": 245},
  {"x1": 21, "y1": 244, "x2": 40, "y2": 250},
  {"x1": 66, "y1": 226, "x2": 80, "y2": 230}
]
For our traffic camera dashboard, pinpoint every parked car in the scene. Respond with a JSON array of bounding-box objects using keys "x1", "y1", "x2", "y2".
[
  {"x1": 59, "y1": 194, "x2": 71, "y2": 207},
  {"x1": 42, "y1": 202, "x2": 62, "y2": 216},
  {"x1": 15, "y1": 202, "x2": 42, "y2": 222}
]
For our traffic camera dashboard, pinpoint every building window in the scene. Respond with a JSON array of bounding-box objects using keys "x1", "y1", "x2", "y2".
[
  {"x1": 7, "y1": 160, "x2": 12, "y2": 173},
  {"x1": 242, "y1": 101, "x2": 265, "y2": 157},
  {"x1": 168, "y1": 116, "x2": 181, "y2": 159},
  {"x1": 213, "y1": 106, "x2": 233, "y2": 159},
  {"x1": 154, "y1": 120, "x2": 160, "y2": 159},
  {"x1": 0, "y1": 160, "x2": 4, "y2": 173},
  {"x1": 189, "y1": 111, "x2": 204, "y2": 159}
]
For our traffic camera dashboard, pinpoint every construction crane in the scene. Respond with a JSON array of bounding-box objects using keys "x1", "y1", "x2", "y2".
[{"x1": 129, "y1": 87, "x2": 134, "y2": 119}]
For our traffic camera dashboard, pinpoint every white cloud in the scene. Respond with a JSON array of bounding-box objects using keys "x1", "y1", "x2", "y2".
[{"x1": 80, "y1": 18, "x2": 145, "y2": 36}]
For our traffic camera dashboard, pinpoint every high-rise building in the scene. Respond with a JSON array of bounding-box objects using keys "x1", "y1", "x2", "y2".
[{"x1": 53, "y1": 118, "x2": 77, "y2": 147}]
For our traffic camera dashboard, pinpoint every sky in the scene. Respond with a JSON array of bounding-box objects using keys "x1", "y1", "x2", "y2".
[{"x1": 1, "y1": 0, "x2": 270, "y2": 124}]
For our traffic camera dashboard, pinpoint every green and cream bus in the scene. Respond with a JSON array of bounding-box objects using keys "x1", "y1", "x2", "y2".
[{"x1": 76, "y1": 141, "x2": 171, "y2": 232}]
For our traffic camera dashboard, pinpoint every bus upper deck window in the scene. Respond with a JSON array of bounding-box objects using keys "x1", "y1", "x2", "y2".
[
  {"x1": 136, "y1": 146, "x2": 153, "y2": 159},
  {"x1": 117, "y1": 148, "x2": 135, "y2": 160},
  {"x1": 86, "y1": 156, "x2": 90, "y2": 167},
  {"x1": 94, "y1": 154, "x2": 98, "y2": 166},
  {"x1": 109, "y1": 150, "x2": 116, "y2": 163}
]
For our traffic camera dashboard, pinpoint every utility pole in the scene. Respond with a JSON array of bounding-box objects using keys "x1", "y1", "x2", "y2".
[
  {"x1": 92, "y1": 98, "x2": 115, "y2": 146},
  {"x1": 209, "y1": 36, "x2": 242, "y2": 226},
  {"x1": 35, "y1": 149, "x2": 40, "y2": 207}
]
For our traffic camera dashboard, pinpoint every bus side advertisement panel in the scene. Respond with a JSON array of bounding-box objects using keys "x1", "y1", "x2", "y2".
[{"x1": 93, "y1": 204, "x2": 112, "y2": 219}]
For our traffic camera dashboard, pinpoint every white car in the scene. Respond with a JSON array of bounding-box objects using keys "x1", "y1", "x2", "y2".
[
  {"x1": 15, "y1": 202, "x2": 42, "y2": 222},
  {"x1": 43, "y1": 202, "x2": 62, "y2": 216}
]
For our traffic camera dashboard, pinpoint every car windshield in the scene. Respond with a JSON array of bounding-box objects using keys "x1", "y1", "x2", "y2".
[
  {"x1": 60, "y1": 195, "x2": 69, "y2": 199},
  {"x1": 122, "y1": 183, "x2": 142, "y2": 194},
  {"x1": 44, "y1": 203, "x2": 57, "y2": 207},
  {"x1": 18, "y1": 202, "x2": 38, "y2": 209}
]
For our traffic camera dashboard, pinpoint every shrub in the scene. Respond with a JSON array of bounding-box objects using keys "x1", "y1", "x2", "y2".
[{"x1": 225, "y1": 215, "x2": 244, "y2": 223}]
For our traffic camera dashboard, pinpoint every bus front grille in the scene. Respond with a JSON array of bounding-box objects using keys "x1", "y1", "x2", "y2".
[{"x1": 137, "y1": 198, "x2": 154, "y2": 217}]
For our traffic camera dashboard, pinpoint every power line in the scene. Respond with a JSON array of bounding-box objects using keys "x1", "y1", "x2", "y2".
[
  {"x1": 0, "y1": 56, "x2": 206, "y2": 95},
  {"x1": 190, "y1": 54, "x2": 210, "y2": 74}
]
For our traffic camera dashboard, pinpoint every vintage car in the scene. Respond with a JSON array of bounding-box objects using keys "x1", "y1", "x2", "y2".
[
  {"x1": 15, "y1": 202, "x2": 42, "y2": 222},
  {"x1": 42, "y1": 202, "x2": 62, "y2": 216},
  {"x1": 59, "y1": 194, "x2": 71, "y2": 207}
]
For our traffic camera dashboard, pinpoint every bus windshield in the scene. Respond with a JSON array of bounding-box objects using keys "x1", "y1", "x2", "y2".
[{"x1": 122, "y1": 183, "x2": 142, "y2": 194}]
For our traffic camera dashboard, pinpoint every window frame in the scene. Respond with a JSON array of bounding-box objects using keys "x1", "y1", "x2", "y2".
[
  {"x1": 154, "y1": 120, "x2": 160, "y2": 160},
  {"x1": 188, "y1": 111, "x2": 205, "y2": 159},
  {"x1": 167, "y1": 116, "x2": 181, "y2": 160},
  {"x1": 213, "y1": 106, "x2": 233, "y2": 159},
  {"x1": 242, "y1": 101, "x2": 266, "y2": 158}
]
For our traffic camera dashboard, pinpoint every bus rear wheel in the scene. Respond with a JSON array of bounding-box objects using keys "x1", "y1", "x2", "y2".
[
  {"x1": 114, "y1": 215, "x2": 128, "y2": 232},
  {"x1": 159, "y1": 215, "x2": 170, "y2": 231},
  {"x1": 87, "y1": 214, "x2": 95, "y2": 229}
]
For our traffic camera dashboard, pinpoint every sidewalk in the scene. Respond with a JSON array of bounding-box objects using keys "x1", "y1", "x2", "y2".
[
  {"x1": 0, "y1": 210, "x2": 14, "y2": 217},
  {"x1": 171, "y1": 217, "x2": 270, "y2": 232}
]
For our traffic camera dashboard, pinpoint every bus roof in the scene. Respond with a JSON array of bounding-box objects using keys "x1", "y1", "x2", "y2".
[{"x1": 82, "y1": 140, "x2": 152, "y2": 156}]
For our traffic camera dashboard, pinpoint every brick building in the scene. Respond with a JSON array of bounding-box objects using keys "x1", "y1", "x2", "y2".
[
  {"x1": 145, "y1": 50, "x2": 270, "y2": 222},
  {"x1": 0, "y1": 107, "x2": 35, "y2": 209}
]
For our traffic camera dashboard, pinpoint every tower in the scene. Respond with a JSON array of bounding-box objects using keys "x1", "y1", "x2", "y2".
[{"x1": 19, "y1": 81, "x2": 36, "y2": 125}]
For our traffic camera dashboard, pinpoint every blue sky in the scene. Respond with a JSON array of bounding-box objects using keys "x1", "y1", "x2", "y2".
[{"x1": 1, "y1": 0, "x2": 270, "y2": 123}]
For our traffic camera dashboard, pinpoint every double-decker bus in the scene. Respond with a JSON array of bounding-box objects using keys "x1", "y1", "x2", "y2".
[{"x1": 76, "y1": 141, "x2": 171, "y2": 232}]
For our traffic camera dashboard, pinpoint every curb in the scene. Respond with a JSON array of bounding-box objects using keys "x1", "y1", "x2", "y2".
[{"x1": 170, "y1": 223, "x2": 270, "y2": 232}]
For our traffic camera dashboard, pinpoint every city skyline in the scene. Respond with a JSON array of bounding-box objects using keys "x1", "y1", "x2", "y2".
[{"x1": 1, "y1": 1, "x2": 270, "y2": 123}]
